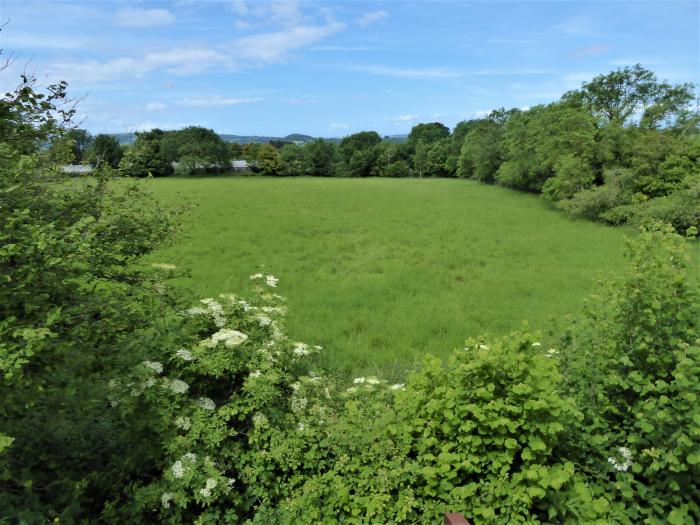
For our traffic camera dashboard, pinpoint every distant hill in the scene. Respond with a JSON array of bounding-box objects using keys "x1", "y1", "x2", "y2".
[{"x1": 109, "y1": 132, "x2": 406, "y2": 146}]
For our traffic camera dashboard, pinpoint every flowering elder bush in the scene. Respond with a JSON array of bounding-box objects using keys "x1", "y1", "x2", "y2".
[
  {"x1": 559, "y1": 224, "x2": 700, "y2": 524},
  {"x1": 106, "y1": 274, "x2": 328, "y2": 523}
]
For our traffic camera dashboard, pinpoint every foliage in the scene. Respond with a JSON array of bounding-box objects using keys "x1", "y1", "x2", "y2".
[
  {"x1": 0, "y1": 66, "x2": 179, "y2": 520},
  {"x1": 161, "y1": 126, "x2": 231, "y2": 175},
  {"x1": 87, "y1": 133, "x2": 123, "y2": 168},
  {"x1": 118, "y1": 129, "x2": 173, "y2": 177},
  {"x1": 559, "y1": 224, "x2": 700, "y2": 524},
  {"x1": 256, "y1": 144, "x2": 284, "y2": 176}
]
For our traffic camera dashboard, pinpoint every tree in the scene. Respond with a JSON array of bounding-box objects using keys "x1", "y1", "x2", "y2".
[
  {"x1": 303, "y1": 139, "x2": 336, "y2": 177},
  {"x1": 160, "y1": 126, "x2": 230, "y2": 174},
  {"x1": 256, "y1": 144, "x2": 283, "y2": 176},
  {"x1": 413, "y1": 141, "x2": 428, "y2": 178},
  {"x1": 118, "y1": 130, "x2": 172, "y2": 177},
  {"x1": 564, "y1": 64, "x2": 694, "y2": 128},
  {"x1": 280, "y1": 143, "x2": 305, "y2": 176},
  {"x1": 338, "y1": 132, "x2": 380, "y2": 177},
  {"x1": 64, "y1": 128, "x2": 93, "y2": 162},
  {"x1": 87, "y1": 133, "x2": 122, "y2": 168},
  {"x1": 407, "y1": 122, "x2": 449, "y2": 148}
]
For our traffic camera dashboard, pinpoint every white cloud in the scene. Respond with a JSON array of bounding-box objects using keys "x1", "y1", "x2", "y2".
[
  {"x1": 330, "y1": 122, "x2": 349, "y2": 129},
  {"x1": 0, "y1": 34, "x2": 89, "y2": 50},
  {"x1": 175, "y1": 96, "x2": 262, "y2": 108},
  {"x1": 49, "y1": 47, "x2": 234, "y2": 83},
  {"x1": 233, "y1": 19, "x2": 345, "y2": 64},
  {"x1": 116, "y1": 8, "x2": 176, "y2": 28},
  {"x1": 358, "y1": 10, "x2": 388, "y2": 27}
]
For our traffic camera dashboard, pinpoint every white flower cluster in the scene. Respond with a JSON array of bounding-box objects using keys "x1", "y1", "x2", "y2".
[
  {"x1": 353, "y1": 376, "x2": 381, "y2": 385},
  {"x1": 199, "y1": 477, "x2": 218, "y2": 498},
  {"x1": 531, "y1": 342, "x2": 542, "y2": 347},
  {"x1": 175, "y1": 348, "x2": 194, "y2": 361},
  {"x1": 544, "y1": 348, "x2": 560, "y2": 358},
  {"x1": 209, "y1": 329, "x2": 248, "y2": 348},
  {"x1": 201, "y1": 298, "x2": 226, "y2": 328},
  {"x1": 293, "y1": 342, "x2": 310, "y2": 357},
  {"x1": 256, "y1": 315, "x2": 272, "y2": 326},
  {"x1": 252, "y1": 412, "x2": 269, "y2": 427},
  {"x1": 197, "y1": 397, "x2": 216, "y2": 411},
  {"x1": 390, "y1": 383, "x2": 406, "y2": 390},
  {"x1": 608, "y1": 446, "x2": 634, "y2": 472},
  {"x1": 171, "y1": 460, "x2": 185, "y2": 479},
  {"x1": 290, "y1": 395, "x2": 307, "y2": 414},
  {"x1": 142, "y1": 360, "x2": 163, "y2": 374},
  {"x1": 164, "y1": 378, "x2": 190, "y2": 394},
  {"x1": 161, "y1": 492, "x2": 173, "y2": 508},
  {"x1": 250, "y1": 273, "x2": 279, "y2": 288},
  {"x1": 249, "y1": 370, "x2": 262, "y2": 379},
  {"x1": 175, "y1": 416, "x2": 191, "y2": 430}
]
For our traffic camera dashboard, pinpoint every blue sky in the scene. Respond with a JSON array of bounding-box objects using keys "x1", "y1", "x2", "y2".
[{"x1": 1, "y1": 1, "x2": 697, "y2": 136}]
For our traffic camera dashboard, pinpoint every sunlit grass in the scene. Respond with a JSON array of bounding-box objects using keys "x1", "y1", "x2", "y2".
[{"x1": 147, "y1": 176, "x2": 630, "y2": 378}]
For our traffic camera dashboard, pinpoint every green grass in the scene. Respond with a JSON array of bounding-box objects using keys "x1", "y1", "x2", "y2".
[{"x1": 147, "y1": 176, "x2": 629, "y2": 377}]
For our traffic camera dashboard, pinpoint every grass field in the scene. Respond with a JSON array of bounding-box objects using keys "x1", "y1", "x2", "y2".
[{"x1": 147, "y1": 176, "x2": 630, "y2": 377}]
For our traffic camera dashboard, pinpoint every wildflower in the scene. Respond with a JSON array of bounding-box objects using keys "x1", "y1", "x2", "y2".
[
  {"x1": 161, "y1": 492, "x2": 173, "y2": 508},
  {"x1": 197, "y1": 397, "x2": 216, "y2": 410},
  {"x1": 210, "y1": 329, "x2": 248, "y2": 348},
  {"x1": 366, "y1": 377, "x2": 381, "y2": 385},
  {"x1": 353, "y1": 377, "x2": 366, "y2": 384},
  {"x1": 183, "y1": 452, "x2": 197, "y2": 462},
  {"x1": 293, "y1": 342, "x2": 309, "y2": 356},
  {"x1": 252, "y1": 412, "x2": 269, "y2": 427},
  {"x1": 142, "y1": 360, "x2": 163, "y2": 374},
  {"x1": 297, "y1": 422, "x2": 305, "y2": 431},
  {"x1": 545, "y1": 348, "x2": 560, "y2": 358},
  {"x1": 291, "y1": 396, "x2": 307, "y2": 413},
  {"x1": 265, "y1": 275, "x2": 279, "y2": 288},
  {"x1": 175, "y1": 416, "x2": 191, "y2": 430},
  {"x1": 250, "y1": 370, "x2": 262, "y2": 378},
  {"x1": 345, "y1": 387, "x2": 358, "y2": 394},
  {"x1": 390, "y1": 383, "x2": 405, "y2": 390},
  {"x1": 250, "y1": 273, "x2": 263, "y2": 280},
  {"x1": 257, "y1": 315, "x2": 272, "y2": 326},
  {"x1": 290, "y1": 381, "x2": 301, "y2": 391},
  {"x1": 313, "y1": 345, "x2": 323, "y2": 351},
  {"x1": 186, "y1": 306, "x2": 207, "y2": 316},
  {"x1": 478, "y1": 344, "x2": 490, "y2": 350},
  {"x1": 175, "y1": 348, "x2": 194, "y2": 361},
  {"x1": 108, "y1": 379, "x2": 118, "y2": 389},
  {"x1": 152, "y1": 263, "x2": 176, "y2": 271},
  {"x1": 227, "y1": 477, "x2": 235, "y2": 488},
  {"x1": 608, "y1": 446, "x2": 634, "y2": 472},
  {"x1": 201, "y1": 298, "x2": 215, "y2": 305},
  {"x1": 172, "y1": 460, "x2": 185, "y2": 479},
  {"x1": 531, "y1": 342, "x2": 542, "y2": 347},
  {"x1": 142, "y1": 378, "x2": 157, "y2": 388},
  {"x1": 165, "y1": 378, "x2": 190, "y2": 394},
  {"x1": 199, "y1": 478, "x2": 218, "y2": 498}
]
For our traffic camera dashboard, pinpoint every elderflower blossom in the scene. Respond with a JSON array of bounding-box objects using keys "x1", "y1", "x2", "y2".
[
  {"x1": 293, "y1": 342, "x2": 310, "y2": 356},
  {"x1": 478, "y1": 344, "x2": 490, "y2": 350},
  {"x1": 390, "y1": 383, "x2": 406, "y2": 390},
  {"x1": 171, "y1": 460, "x2": 185, "y2": 479},
  {"x1": 142, "y1": 360, "x2": 163, "y2": 374},
  {"x1": 257, "y1": 315, "x2": 272, "y2": 327},
  {"x1": 250, "y1": 273, "x2": 263, "y2": 280},
  {"x1": 165, "y1": 378, "x2": 190, "y2": 394},
  {"x1": 175, "y1": 348, "x2": 194, "y2": 361},
  {"x1": 366, "y1": 377, "x2": 381, "y2": 385},
  {"x1": 545, "y1": 348, "x2": 560, "y2": 358},
  {"x1": 142, "y1": 378, "x2": 157, "y2": 389},
  {"x1": 252, "y1": 412, "x2": 269, "y2": 427},
  {"x1": 183, "y1": 452, "x2": 197, "y2": 463},
  {"x1": 210, "y1": 329, "x2": 248, "y2": 348},
  {"x1": 175, "y1": 416, "x2": 191, "y2": 430},
  {"x1": 346, "y1": 387, "x2": 358, "y2": 394},
  {"x1": 608, "y1": 446, "x2": 634, "y2": 472},
  {"x1": 161, "y1": 492, "x2": 173, "y2": 508},
  {"x1": 197, "y1": 397, "x2": 216, "y2": 410},
  {"x1": 186, "y1": 306, "x2": 207, "y2": 316},
  {"x1": 291, "y1": 396, "x2": 307, "y2": 414},
  {"x1": 531, "y1": 342, "x2": 542, "y2": 347},
  {"x1": 265, "y1": 275, "x2": 279, "y2": 288},
  {"x1": 353, "y1": 377, "x2": 366, "y2": 384}
]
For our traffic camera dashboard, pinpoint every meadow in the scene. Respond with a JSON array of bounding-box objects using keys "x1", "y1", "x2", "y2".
[{"x1": 146, "y1": 176, "x2": 631, "y2": 376}]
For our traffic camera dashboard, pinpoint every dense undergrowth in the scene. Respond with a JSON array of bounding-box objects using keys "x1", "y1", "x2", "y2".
[{"x1": 2, "y1": 60, "x2": 699, "y2": 524}]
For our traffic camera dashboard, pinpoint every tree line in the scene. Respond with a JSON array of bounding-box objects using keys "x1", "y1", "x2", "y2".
[{"x1": 54, "y1": 65, "x2": 699, "y2": 234}]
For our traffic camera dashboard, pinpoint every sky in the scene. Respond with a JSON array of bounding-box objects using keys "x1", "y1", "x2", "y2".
[{"x1": 1, "y1": 0, "x2": 698, "y2": 137}]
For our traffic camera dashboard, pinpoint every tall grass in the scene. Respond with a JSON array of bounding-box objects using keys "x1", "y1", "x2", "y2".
[{"x1": 148, "y1": 176, "x2": 630, "y2": 378}]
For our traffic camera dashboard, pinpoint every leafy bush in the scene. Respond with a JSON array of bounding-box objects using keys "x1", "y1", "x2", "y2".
[{"x1": 559, "y1": 224, "x2": 700, "y2": 523}]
